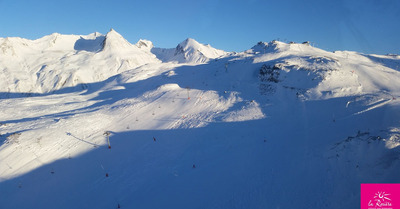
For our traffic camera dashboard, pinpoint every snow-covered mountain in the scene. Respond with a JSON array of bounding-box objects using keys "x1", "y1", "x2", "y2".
[
  {"x1": 0, "y1": 31, "x2": 399, "y2": 209},
  {"x1": 0, "y1": 29, "x2": 160, "y2": 95},
  {"x1": 152, "y1": 38, "x2": 228, "y2": 63}
]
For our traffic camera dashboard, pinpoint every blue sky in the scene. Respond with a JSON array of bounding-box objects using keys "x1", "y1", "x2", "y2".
[{"x1": 1, "y1": 0, "x2": 399, "y2": 54}]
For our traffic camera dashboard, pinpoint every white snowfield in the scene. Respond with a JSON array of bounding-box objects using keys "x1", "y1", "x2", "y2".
[{"x1": 0, "y1": 30, "x2": 399, "y2": 209}]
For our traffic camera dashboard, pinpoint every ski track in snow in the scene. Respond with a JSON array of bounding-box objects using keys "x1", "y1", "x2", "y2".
[{"x1": 353, "y1": 98, "x2": 393, "y2": 115}]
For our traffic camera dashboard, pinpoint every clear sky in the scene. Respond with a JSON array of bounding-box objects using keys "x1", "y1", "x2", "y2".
[{"x1": 1, "y1": 0, "x2": 399, "y2": 54}]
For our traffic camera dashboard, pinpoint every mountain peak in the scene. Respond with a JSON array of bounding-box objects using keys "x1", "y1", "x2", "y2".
[
  {"x1": 178, "y1": 38, "x2": 199, "y2": 47},
  {"x1": 248, "y1": 40, "x2": 327, "y2": 55},
  {"x1": 247, "y1": 40, "x2": 284, "y2": 54},
  {"x1": 175, "y1": 38, "x2": 198, "y2": 54},
  {"x1": 102, "y1": 29, "x2": 133, "y2": 51},
  {"x1": 172, "y1": 38, "x2": 226, "y2": 62},
  {"x1": 151, "y1": 38, "x2": 226, "y2": 64},
  {"x1": 105, "y1": 29, "x2": 124, "y2": 40}
]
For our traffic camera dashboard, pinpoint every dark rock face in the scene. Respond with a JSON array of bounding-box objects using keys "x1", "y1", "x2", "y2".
[{"x1": 259, "y1": 64, "x2": 281, "y2": 83}]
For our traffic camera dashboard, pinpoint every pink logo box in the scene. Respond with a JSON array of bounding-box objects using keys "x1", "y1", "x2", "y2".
[{"x1": 361, "y1": 184, "x2": 400, "y2": 209}]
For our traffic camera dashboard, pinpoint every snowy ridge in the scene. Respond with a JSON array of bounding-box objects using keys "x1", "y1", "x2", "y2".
[
  {"x1": 152, "y1": 38, "x2": 228, "y2": 63},
  {"x1": 0, "y1": 31, "x2": 230, "y2": 95},
  {"x1": 252, "y1": 41, "x2": 400, "y2": 100},
  {"x1": 0, "y1": 31, "x2": 400, "y2": 209},
  {"x1": 0, "y1": 30, "x2": 160, "y2": 95}
]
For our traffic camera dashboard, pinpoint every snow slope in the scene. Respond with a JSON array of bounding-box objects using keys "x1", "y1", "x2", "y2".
[{"x1": 0, "y1": 33, "x2": 399, "y2": 209}]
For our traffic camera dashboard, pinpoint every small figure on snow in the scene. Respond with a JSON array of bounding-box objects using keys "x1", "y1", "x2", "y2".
[
  {"x1": 192, "y1": 164, "x2": 196, "y2": 168},
  {"x1": 153, "y1": 137, "x2": 156, "y2": 142}
]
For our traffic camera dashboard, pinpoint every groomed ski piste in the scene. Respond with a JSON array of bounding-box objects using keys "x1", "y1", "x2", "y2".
[{"x1": 0, "y1": 29, "x2": 399, "y2": 209}]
